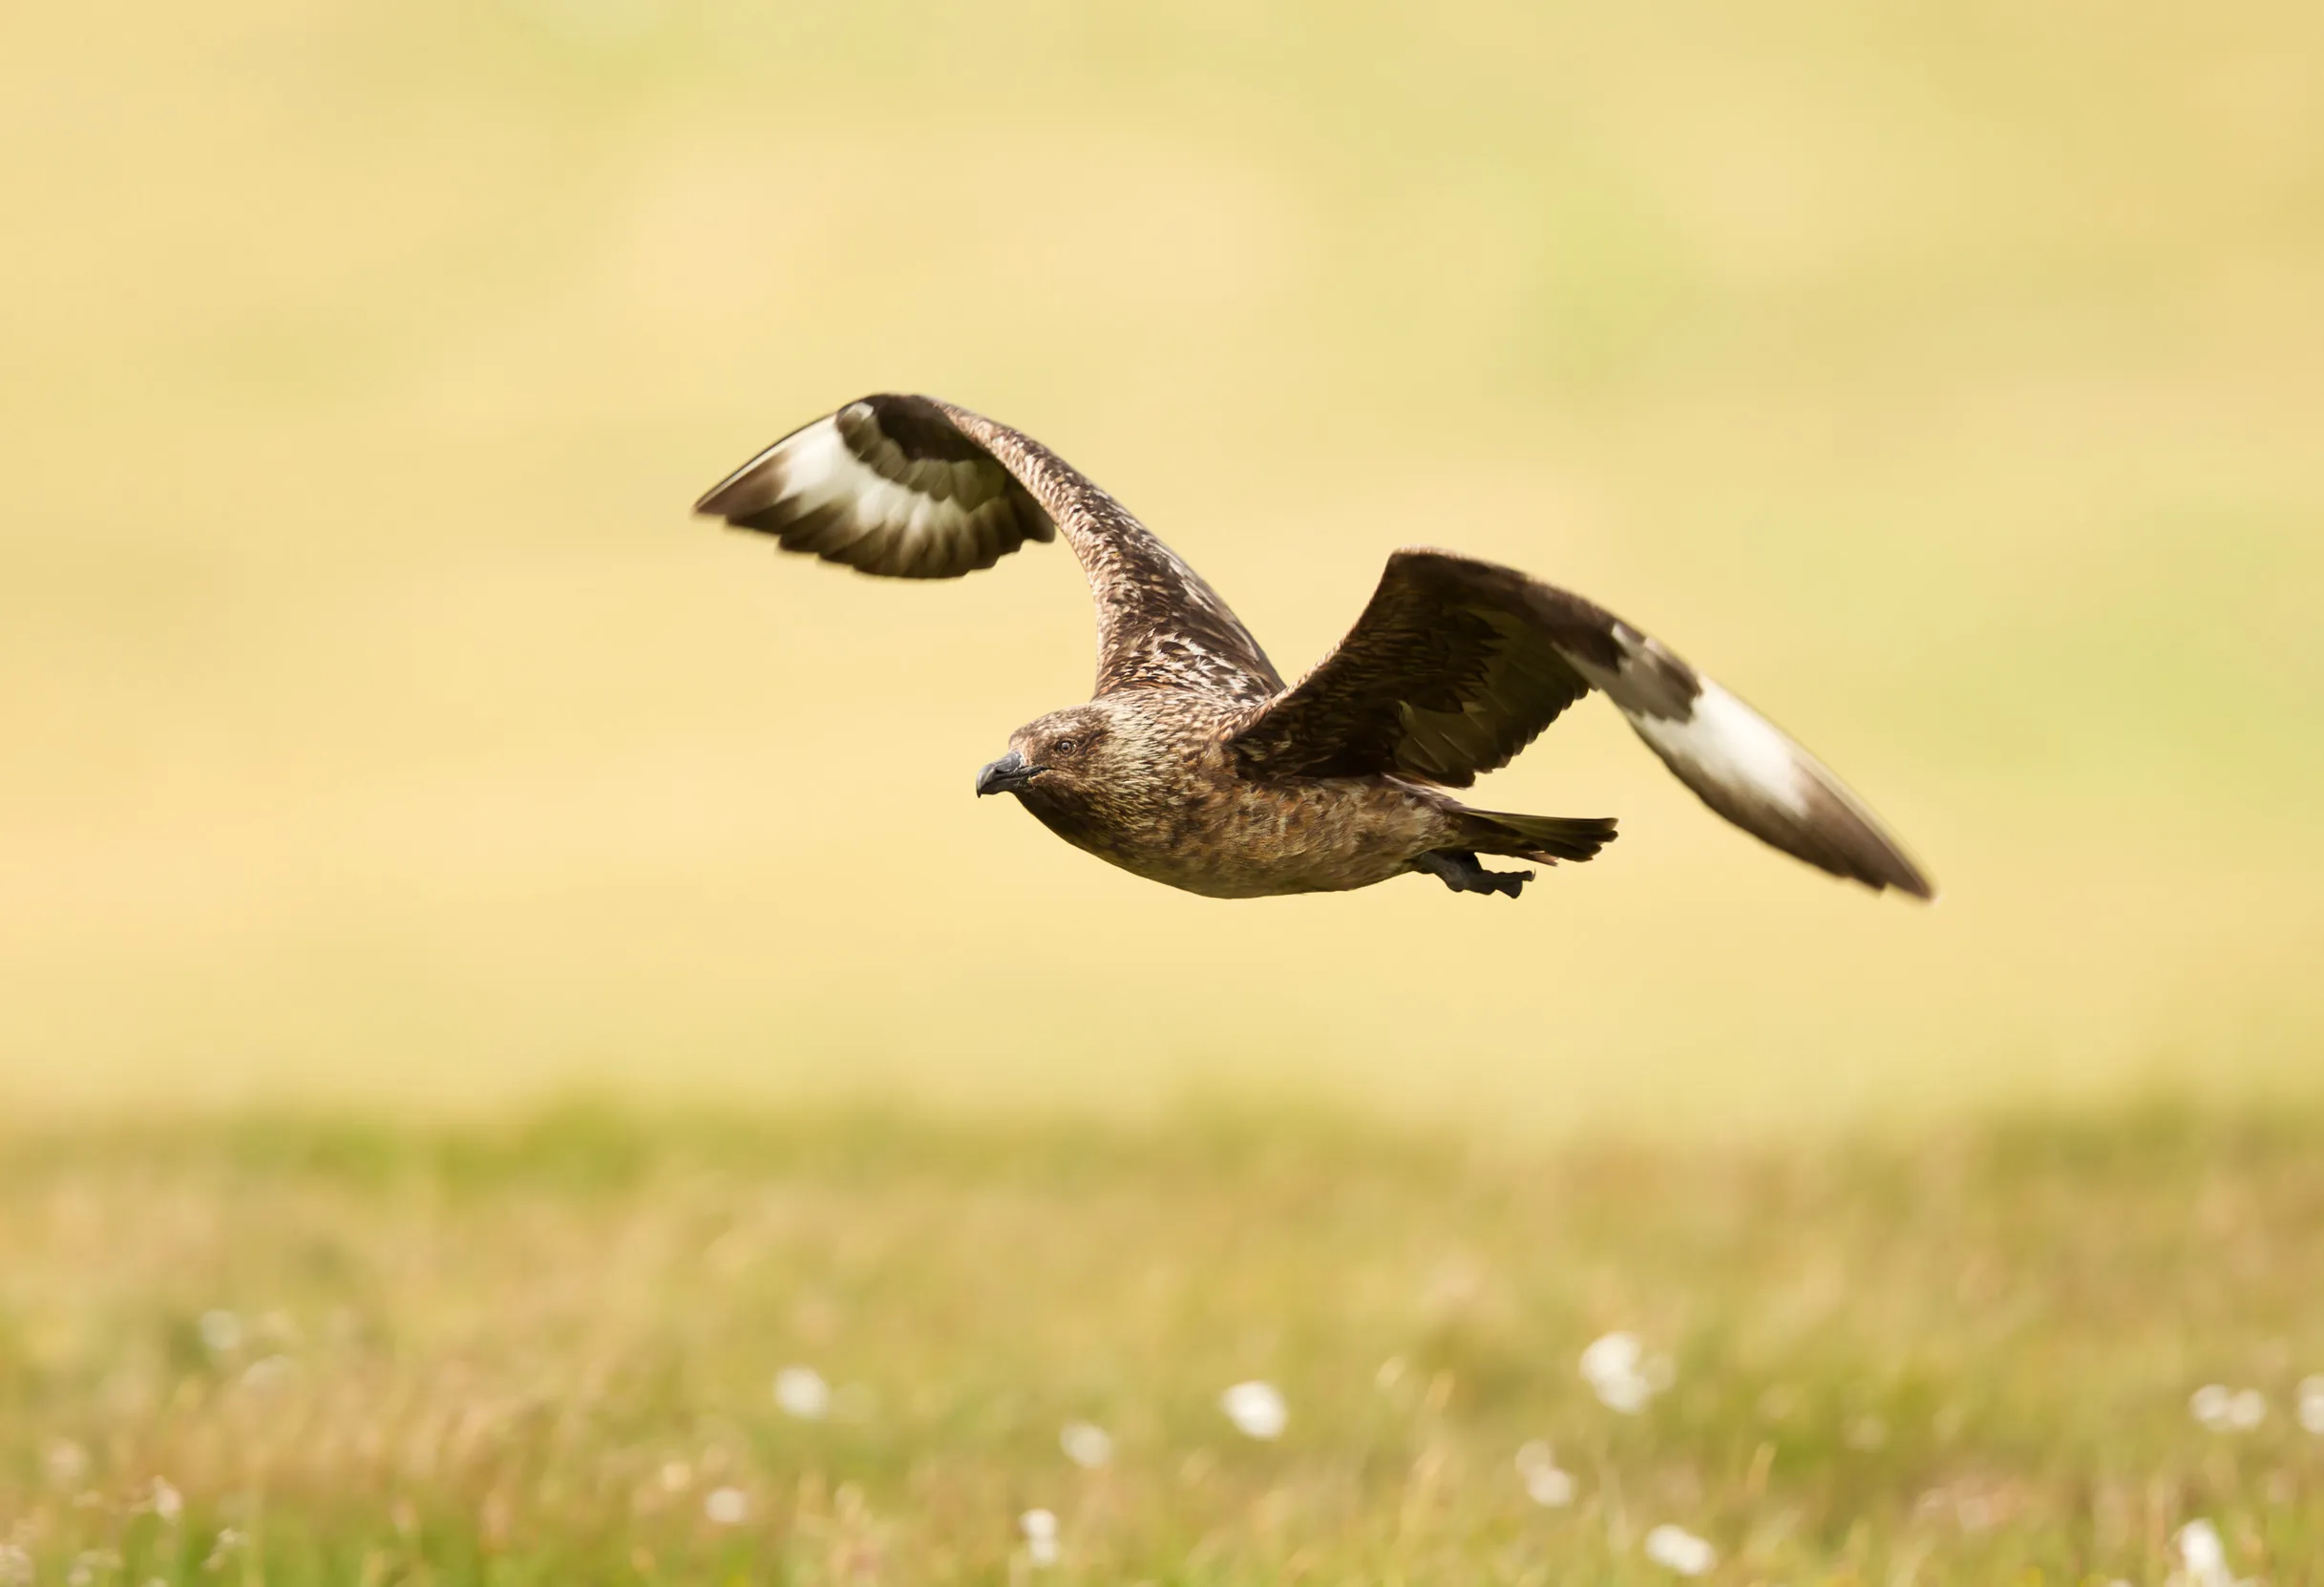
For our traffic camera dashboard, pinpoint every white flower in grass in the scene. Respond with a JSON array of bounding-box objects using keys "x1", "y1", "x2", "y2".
[
  {"x1": 1513, "y1": 1440, "x2": 1574, "y2": 1507},
  {"x1": 2298, "y1": 1374, "x2": 2324, "y2": 1434},
  {"x1": 1580, "y1": 1330, "x2": 1638, "y2": 1380},
  {"x1": 1580, "y1": 1331, "x2": 1668, "y2": 1414},
  {"x1": 703, "y1": 1486, "x2": 749, "y2": 1525},
  {"x1": 0, "y1": 1545, "x2": 30, "y2": 1587},
  {"x1": 197, "y1": 1310, "x2": 243, "y2": 1352},
  {"x1": 2171, "y1": 1517, "x2": 2256, "y2": 1587},
  {"x1": 772, "y1": 1365, "x2": 831, "y2": 1421},
  {"x1": 1020, "y1": 1508, "x2": 1060, "y2": 1567},
  {"x1": 1597, "y1": 1374, "x2": 1652, "y2": 1413},
  {"x1": 1642, "y1": 1523, "x2": 1716, "y2": 1576},
  {"x1": 1219, "y1": 1380, "x2": 1288, "y2": 1440},
  {"x1": 1060, "y1": 1421, "x2": 1113, "y2": 1470},
  {"x1": 2190, "y1": 1383, "x2": 2267, "y2": 1432},
  {"x1": 150, "y1": 1477, "x2": 183, "y2": 1524},
  {"x1": 2179, "y1": 1519, "x2": 2225, "y2": 1573}
]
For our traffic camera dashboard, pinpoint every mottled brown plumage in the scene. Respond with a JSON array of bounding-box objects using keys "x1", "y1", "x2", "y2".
[{"x1": 695, "y1": 394, "x2": 1933, "y2": 902}]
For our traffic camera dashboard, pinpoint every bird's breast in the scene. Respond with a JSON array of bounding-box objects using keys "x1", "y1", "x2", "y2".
[{"x1": 1028, "y1": 764, "x2": 1453, "y2": 899}]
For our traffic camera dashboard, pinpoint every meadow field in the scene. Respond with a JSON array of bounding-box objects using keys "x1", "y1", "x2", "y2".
[
  {"x1": 5, "y1": 0, "x2": 2322, "y2": 1580},
  {"x1": 6, "y1": 1104, "x2": 2324, "y2": 1584}
]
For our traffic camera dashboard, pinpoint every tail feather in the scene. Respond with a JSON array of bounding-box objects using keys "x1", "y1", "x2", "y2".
[{"x1": 1462, "y1": 810, "x2": 1619, "y2": 865}]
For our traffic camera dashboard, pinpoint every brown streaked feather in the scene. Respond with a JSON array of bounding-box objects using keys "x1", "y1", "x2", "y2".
[
  {"x1": 695, "y1": 394, "x2": 1281, "y2": 705},
  {"x1": 930, "y1": 400, "x2": 1282, "y2": 704}
]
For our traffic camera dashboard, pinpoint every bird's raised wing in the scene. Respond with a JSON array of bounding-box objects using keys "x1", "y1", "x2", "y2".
[
  {"x1": 695, "y1": 394, "x2": 1282, "y2": 704},
  {"x1": 1226, "y1": 549, "x2": 1933, "y2": 898}
]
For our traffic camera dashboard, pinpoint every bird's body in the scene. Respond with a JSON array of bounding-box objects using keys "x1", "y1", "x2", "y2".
[
  {"x1": 1001, "y1": 696, "x2": 1456, "y2": 899},
  {"x1": 696, "y1": 393, "x2": 1932, "y2": 903}
]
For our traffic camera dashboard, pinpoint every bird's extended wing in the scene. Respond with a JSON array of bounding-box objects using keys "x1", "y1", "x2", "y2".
[
  {"x1": 694, "y1": 394, "x2": 1282, "y2": 704},
  {"x1": 1226, "y1": 549, "x2": 1933, "y2": 898}
]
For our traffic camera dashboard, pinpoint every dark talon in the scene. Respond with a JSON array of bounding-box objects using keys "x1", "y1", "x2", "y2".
[{"x1": 1412, "y1": 850, "x2": 1534, "y2": 899}]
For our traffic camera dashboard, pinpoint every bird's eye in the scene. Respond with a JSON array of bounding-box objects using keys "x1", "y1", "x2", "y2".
[{"x1": 1051, "y1": 737, "x2": 1077, "y2": 756}]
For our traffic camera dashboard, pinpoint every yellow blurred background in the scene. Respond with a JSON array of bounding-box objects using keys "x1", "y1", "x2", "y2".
[{"x1": 5, "y1": 0, "x2": 2319, "y2": 1132}]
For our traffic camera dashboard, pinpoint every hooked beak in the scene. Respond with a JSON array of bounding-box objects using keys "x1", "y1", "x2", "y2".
[{"x1": 974, "y1": 749, "x2": 1042, "y2": 797}]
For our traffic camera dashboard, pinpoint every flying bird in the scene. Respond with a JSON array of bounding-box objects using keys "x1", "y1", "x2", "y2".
[{"x1": 694, "y1": 394, "x2": 1933, "y2": 902}]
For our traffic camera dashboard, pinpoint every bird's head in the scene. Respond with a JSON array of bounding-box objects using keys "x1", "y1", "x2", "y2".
[
  {"x1": 974, "y1": 705, "x2": 1113, "y2": 804},
  {"x1": 974, "y1": 702, "x2": 1165, "y2": 832}
]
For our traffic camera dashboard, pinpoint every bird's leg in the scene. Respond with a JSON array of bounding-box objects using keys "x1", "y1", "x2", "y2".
[{"x1": 1411, "y1": 849, "x2": 1534, "y2": 899}]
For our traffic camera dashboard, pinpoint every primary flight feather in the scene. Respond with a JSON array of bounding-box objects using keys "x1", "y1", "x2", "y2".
[{"x1": 695, "y1": 393, "x2": 1933, "y2": 902}]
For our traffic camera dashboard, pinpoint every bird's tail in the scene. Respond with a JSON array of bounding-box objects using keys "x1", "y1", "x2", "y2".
[{"x1": 1458, "y1": 810, "x2": 1619, "y2": 865}]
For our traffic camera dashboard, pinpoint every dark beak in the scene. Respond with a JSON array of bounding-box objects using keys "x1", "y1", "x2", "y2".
[{"x1": 974, "y1": 750, "x2": 1041, "y2": 797}]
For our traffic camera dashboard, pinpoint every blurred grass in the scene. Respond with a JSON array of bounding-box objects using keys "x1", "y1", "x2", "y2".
[
  {"x1": 5, "y1": 1103, "x2": 2322, "y2": 1581},
  {"x1": 3, "y1": 0, "x2": 2322, "y2": 1130}
]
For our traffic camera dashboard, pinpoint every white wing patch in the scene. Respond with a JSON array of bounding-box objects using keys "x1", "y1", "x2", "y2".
[
  {"x1": 695, "y1": 401, "x2": 1053, "y2": 580},
  {"x1": 1626, "y1": 678, "x2": 1812, "y2": 816},
  {"x1": 1564, "y1": 624, "x2": 1933, "y2": 898},
  {"x1": 787, "y1": 413, "x2": 942, "y2": 545}
]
